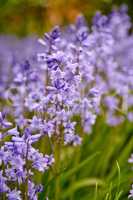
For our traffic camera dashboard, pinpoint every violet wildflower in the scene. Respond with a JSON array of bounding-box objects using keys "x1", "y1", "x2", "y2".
[
  {"x1": 7, "y1": 189, "x2": 21, "y2": 200},
  {"x1": 0, "y1": 122, "x2": 54, "y2": 199},
  {"x1": 0, "y1": 171, "x2": 9, "y2": 193},
  {"x1": 0, "y1": 112, "x2": 12, "y2": 129}
]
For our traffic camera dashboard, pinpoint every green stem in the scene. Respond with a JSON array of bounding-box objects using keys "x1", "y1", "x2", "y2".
[
  {"x1": 1, "y1": 161, "x2": 6, "y2": 200},
  {"x1": 54, "y1": 139, "x2": 61, "y2": 200},
  {"x1": 70, "y1": 146, "x2": 80, "y2": 200},
  {"x1": 24, "y1": 142, "x2": 29, "y2": 200},
  {"x1": 70, "y1": 124, "x2": 83, "y2": 200}
]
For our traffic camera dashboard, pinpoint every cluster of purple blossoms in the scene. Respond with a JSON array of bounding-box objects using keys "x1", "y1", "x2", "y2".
[
  {"x1": 92, "y1": 5, "x2": 133, "y2": 125},
  {"x1": 36, "y1": 4, "x2": 133, "y2": 129},
  {"x1": 0, "y1": 4, "x2": 133, "y2": 199},
  {"x1": 0, "y1": 112, "x2": 54, "y2": 199}
]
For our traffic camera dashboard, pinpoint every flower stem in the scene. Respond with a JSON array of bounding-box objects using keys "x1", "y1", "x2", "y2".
[
  {"x1": 24, "y1": 142, "x2": 29, "y2": 200},
  {"x1": 54, "y1": 138, "x2": 61, "y2": 200}
]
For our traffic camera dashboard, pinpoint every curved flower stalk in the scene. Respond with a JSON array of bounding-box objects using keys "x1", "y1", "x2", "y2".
[
  {"x1": 36, "y1": 21, "x2": 101, "y2": 200},
  {"x1": 37, "y1": 18, "x2": 101, "y2": 137}
]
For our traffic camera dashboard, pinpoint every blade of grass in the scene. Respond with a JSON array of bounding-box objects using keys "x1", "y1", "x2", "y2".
[
  {"x1": 62, "y1": 151, "x2": 101, "y2": 180},
  {"x1": 62, "y1": 178, "x2": 104, "y2": 199}
]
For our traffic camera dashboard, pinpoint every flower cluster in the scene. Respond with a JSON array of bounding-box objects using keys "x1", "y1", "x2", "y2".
[
  {"x1": 0, "y1": 112, "x2": 54, "y2": 199},
  {"x1": 92, "y1": 5, "x2": 133, "y2": 125},
  {"x1": 0, "y1": 4, "x2": 133, "y2": 199}
]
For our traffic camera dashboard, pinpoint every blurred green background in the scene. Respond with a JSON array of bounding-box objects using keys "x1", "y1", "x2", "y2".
[{"x1": 0, "y1": 0, "x2": 133, "y2": 36}]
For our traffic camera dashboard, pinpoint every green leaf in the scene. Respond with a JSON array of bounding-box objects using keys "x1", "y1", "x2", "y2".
[
  {"x1": 62, "y1": 152, "x2": 101, "y2": 180},
  {"x1": 62, "y1": 178, "x2": 104, "y2": 199}
]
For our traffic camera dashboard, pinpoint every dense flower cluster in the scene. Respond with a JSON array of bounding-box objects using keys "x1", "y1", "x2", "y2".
[
  {"x1": 0, "y1": 5, "x2": 133, "y2": 199},
  {"x1": 0, "y1": 112, "x2": 54, "y2": 199},
  {"x1": 92, "y1": 5, "x2": 133, "y2": 125}
]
